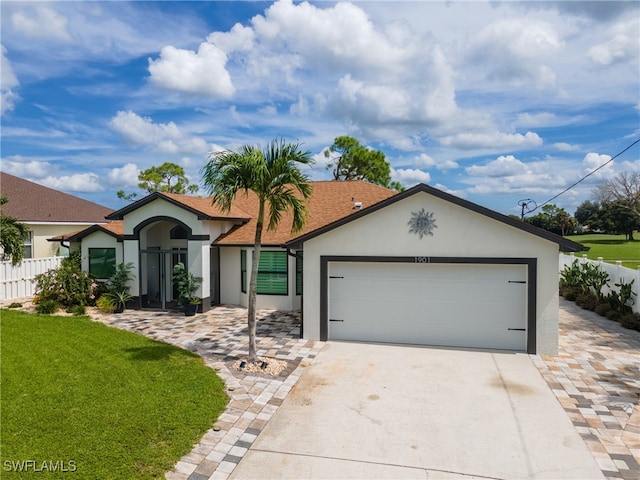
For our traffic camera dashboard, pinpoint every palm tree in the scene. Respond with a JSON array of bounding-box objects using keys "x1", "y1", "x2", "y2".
[
  {"x1": 0, "y1": 196, "x2": 30, "y2": 265},
  {"x1": 202, "y1": 139, "x2": 313, "y2": 363}
]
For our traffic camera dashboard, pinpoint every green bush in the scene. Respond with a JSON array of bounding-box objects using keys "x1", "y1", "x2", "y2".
[
  {"x1": 34, "y1": 251, "x2": 98, "y2": 309},
  {"x1": 66, "y1": 304, "x2": 86, "y2": 316},
  {"x1": 620, "y1": 313, "x2": 640, "y2": 331},
  {"x1": 35, "y1": 299, "x2": 58, "y2": 314},
  {"x1": 96, "y1": 295, "x2": 116, "y2": 313}
]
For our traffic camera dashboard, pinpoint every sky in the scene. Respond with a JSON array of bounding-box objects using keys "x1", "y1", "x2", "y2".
[{"x1": 1, "y1": 0, "x2": 639, "y2": 217}]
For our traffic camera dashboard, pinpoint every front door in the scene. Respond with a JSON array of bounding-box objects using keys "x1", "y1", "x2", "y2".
[{"x1": 140, "y1": 248, "x2": 186, "y2": 310}]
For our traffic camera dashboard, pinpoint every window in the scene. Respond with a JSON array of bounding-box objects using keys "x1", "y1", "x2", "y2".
[
  {"x1": 89, "y1": 248, "x2": 116, "y2": 279},
  {"x1": 295, "y1": 252, "x2": 303, "y2": 295},
  {"x1": 23, "y1": 232, "x2": 32, "y2": 259},
  {"x1": 257, "y1": 251, "x2": 288, "y2": 295},
  {"x1": 240, "y1": 250, "x2": 247, "y2": 293},
  {"x1": 170, "y1": 226, "x2": 188, "y2": 239}
]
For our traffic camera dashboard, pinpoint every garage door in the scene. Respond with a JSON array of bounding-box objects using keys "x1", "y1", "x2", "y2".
[{"x1": 328, "y1": 262, "x2": 528, "y2": 351}]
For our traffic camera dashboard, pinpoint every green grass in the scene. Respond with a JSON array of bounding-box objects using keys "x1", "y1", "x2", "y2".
[
  {"x1": 565, "y1": 234, "x2": 640, "y2": 269},
  {"x1": 1, "y1": 309, "x2": 228, "y2": 479}
]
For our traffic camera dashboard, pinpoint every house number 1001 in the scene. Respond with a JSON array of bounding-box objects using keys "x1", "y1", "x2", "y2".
[{"x1": 415, "y1": 257, "x2": 430, "y2": 263}]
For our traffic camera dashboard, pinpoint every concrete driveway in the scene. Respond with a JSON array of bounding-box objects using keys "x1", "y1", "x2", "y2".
[{"x1": 231, "y1": 342, "x2": 603, "y2": 479}]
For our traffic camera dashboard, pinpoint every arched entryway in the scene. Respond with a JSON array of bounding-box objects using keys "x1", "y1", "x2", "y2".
[{"x1": 135, "y1": 217, "x2": 191, "y2": 310}]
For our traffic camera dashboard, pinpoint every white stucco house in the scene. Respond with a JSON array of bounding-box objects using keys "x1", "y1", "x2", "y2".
[{"x1": 54, "y1": 181, "x2": 585, "y2": 356}]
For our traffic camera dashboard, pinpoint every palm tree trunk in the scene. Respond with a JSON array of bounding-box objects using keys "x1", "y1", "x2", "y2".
[{"x1": 247, "y1": 201, "x2": 264, "y2": 363}]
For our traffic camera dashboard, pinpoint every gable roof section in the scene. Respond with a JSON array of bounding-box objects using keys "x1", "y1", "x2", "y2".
[
  {"x1": 0, "y1": 171, "x2": 113, "y2": 223},
  {"x1": 286, "y1": 183, "x2": 587, "y2": 252},
  {"x1": 50, "y1": 221, "x2": 124, "y2": 242},
  {"x1": 214, "y1": 181, "x2": 397, "y2": 246},
  {"x1": 106, "y1": 191, "x2": 251, "y2": 221}
]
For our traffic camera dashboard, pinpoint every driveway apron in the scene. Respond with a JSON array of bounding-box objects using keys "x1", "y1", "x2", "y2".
[{"x1": 231, "y1": 342, "x2": 604, "y2": 480}]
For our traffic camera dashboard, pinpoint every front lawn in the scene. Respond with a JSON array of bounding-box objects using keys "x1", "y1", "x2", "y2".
[
  {"x1": 1, "y1": 309, "x2": 228, "y2": 479},
  {"x1": 565, "y1": 234, "x2": 640, "y2": 269}
]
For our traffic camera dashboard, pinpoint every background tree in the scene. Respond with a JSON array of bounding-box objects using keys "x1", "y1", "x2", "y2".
[
  {"x1": 0, "y1": 196, "x2": 30, "y2": 265},
  {"x1": 117, "y1": 162, "x2": 199, "y2": 201},
  {"x1": 324, "y1": 136, "x2": 404, "y2": 191},
  {"x1": 574, "y1": 200, "x2": 600, "y2": 229},
  {"x1": 202, "y1": 139, "x2": 313, "y2": 363},
  {"x1": 594, "y1": 171, "x2": 640, "y2": 218},
  {"x1": 525, "y1": 204, "x2": 577, "y2": 236}
]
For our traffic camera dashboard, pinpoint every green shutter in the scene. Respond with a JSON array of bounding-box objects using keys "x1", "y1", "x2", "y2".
[
  {"x1": 295, "y1": 253, "x2": 303, "y2": 295},
  {"x1": 240, "y1": 250, "x2": 247, "y2": 293},
  {"x1": 256, "y1": 251, "x2": 288, "y2": 295}
]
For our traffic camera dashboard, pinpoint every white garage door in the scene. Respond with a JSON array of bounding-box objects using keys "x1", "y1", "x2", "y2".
[{"x1": 328, "y1": 262, "x2": 528, "y2": 351}]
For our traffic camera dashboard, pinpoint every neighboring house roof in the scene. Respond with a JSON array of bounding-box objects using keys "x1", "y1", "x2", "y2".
[
  {"x1": 285, "y1": 183, "x2": 588, "y2": 252},
  {"x1": 213, "y1": 180, "x2": 397, "y2": 246},
  {"x1": 106, "y1": 191, "x2": 251, "y2": 221},
  {"x1": 0, "y1": 171, "x2": 113, "y2": 223}
]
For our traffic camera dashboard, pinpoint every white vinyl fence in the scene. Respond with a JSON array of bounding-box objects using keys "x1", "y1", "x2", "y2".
[
  {"x1": 559, "y1": 253, "x2": 640, "y2": 313},
  {"x1": 0, "y1": 256, "x2": 63, "y2": 301}
]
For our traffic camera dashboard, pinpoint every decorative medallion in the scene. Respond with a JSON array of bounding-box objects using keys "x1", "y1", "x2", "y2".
[{"x1": 408, "y1": 208, "x2": 437, "y2": 239}]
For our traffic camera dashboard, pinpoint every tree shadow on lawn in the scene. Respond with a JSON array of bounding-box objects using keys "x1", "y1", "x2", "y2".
[
  {"x1": 124, "y1": 343, "x2": 196, "y2": 361},
  {"x1": 582, "y1": 239, "x2": 639, "y2": 245}
]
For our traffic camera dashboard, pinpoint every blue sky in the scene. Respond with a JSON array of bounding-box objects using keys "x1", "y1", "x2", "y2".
[{"x1": 1, "y1": 1, "x2": 638, "y2": 216}]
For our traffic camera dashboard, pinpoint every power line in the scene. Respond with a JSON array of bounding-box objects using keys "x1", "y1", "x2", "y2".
[{"x1": 523, "y1": 137, "x2": 640, "y2": 216}]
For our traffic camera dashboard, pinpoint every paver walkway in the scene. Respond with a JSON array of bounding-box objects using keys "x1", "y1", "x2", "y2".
[{"x1": 532, "y1": 299, "x2": 640, "y2": 480}]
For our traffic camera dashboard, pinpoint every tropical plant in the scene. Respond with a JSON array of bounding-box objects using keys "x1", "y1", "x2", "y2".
[
  {"x1": 102, "y1": 262, "x2": 135, "y2": 312},
  {"x1": 172, "y1": 262, "x2": 202, "y2": 306},
  {"x1": 0, "y1": 195, "x2": 30, "y2": 265},
  {"x1": 202, "y1": 138, "x2": 313, "y2": 363},
  {"x1": 607, "y1": 279, "x2": 636, "y2": 315}
]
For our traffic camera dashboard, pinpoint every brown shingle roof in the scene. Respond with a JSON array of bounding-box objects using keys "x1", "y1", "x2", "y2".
[
  {"x1": 214, "y1": 180, "x2": 397, "y2": 245},
  {"x1": 0, "y1": 172, "x2": 113, "y2": 223},
  {"x1": 49, "y1": 221, "x2": 124, "y2": 242},
  {"x1": 106, "y1": 191, "x2": 251, "y2": 221}
]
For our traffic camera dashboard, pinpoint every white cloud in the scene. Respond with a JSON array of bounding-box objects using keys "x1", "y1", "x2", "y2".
[
  {"x1": 107, "y1": 163, "x2": 139, "y2": 187},
  {"x1": 466, "y1": 17, "x2": 562, "y2": 88},
  {"x1": 553, "y1": 142, "x2": 580, "y2": 152},
  {"x1": 414, "y1": 153, "x2": 458, "y2": 170},
  {"x1": 249, "y1": 0, "x2": 417, "y2": 76},
  {"x1": 11, "y1": 5, "x2": 72, "y2": 42},
  {"x1": 148, "y1": 43, "x2": 235, "y2": 99},
  {"x1": 207, "y1": 23, "x2": 255, "y2": 53},
  {"x1": 109, "y1": 111, "x2": 209, "y2": 154},
  {"x1": 466, "y1": 155, "x2": 527, "y2": 177},
  {"x1": 39, "y1": 173, "x2": 104, "y2": 193},
  {"x1": 514, "y1": 112, "x2": 556, "y2": 128},
  {"x1": 1, "y1": 45, "x2": 19, "y2": 115},
  {"x1": 2, "y1": 157, "x2": 51, "y2": 177},
  {"x1": 582, "y1": 152, "x2": 614, "y2": 179},
  {"x1": 392, "y1": 168, "x2": 431, "y2": 185},
  {"x1": 440, "y1": 131, "x2": 542, "y2": 150},
  {"x1": 588, "y1": 19, "x2": 639, "y2": 66}
]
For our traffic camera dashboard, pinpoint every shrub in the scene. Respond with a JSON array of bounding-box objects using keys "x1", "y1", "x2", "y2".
[
  {"x1": 36, "y1": 299, "x2": 58, "y2": 315},
  {"x1": 594, "y1": 303, "x2": 612, "y2": 317},
  {"x1": 581, "y1": 262, "x2": 609, "y2": 301},
  {"x1": 66, "y1": 304, "x2": 86, "y2": 316},
  {"x1": 576, "y1": 293, "x2": 598, "y2": 311},
  {"x1": 606, "y1": 310, "x2": 622, "y2": 322},
  {"x1": 7, "y1": 302, "x2": 22, "y2": 309},
  {"x1": 34, "y1": 251, "x2": 98, "y2": 308},
  {"x1": 560, "y1": 286, "x2": 580, "y2": 301},
  {"x1": 96, "y1": 295, "x2": 116, "y2": 314},
  {"x1": 620, "y1": 313, "x2": 640, "y2": 332},
  {"x1": 560, "y1": 261, "x2": 583, "y2": 289}
]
